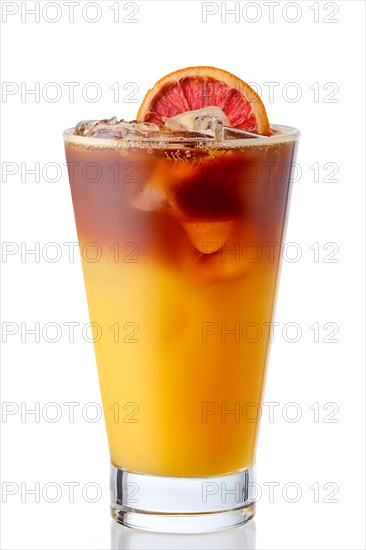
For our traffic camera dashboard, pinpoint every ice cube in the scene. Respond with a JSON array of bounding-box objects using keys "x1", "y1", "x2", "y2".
[
  {"x1": 74, "y1": 120, "x2": 100, "y2": 136},
  {"x1": 131, "y1": 185, "x2": 168, "y2": 212},
  {"x1": 163, "y1": 107, "x2": 230, "y2": 138},
  {"x1": 73, "y1": 118, "x2": 160, "y2": 139},
  {"x1": 181, "y1": 220, "x2": 234, "y2": 253},
  {"x1": 120, "y1": 121, "x2": 160, "y2": 139},
  {"x1": 130, "y1": 158, "x2": 172, "y2": 212},
  {"x1": 193, "y1": 114, "x2": 224, "y2": 139}
]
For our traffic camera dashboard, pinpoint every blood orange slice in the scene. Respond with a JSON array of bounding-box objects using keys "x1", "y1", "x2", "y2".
[{"x1": 137, "y1": 66, "x2": 270, "y2": 136}]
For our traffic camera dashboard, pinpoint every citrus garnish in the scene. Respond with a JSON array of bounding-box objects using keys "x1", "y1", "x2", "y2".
[{"x1": 137, "y1": 66, "x2": 270, "y2": 136}]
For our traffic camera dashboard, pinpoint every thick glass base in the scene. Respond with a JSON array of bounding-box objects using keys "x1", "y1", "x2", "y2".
[{"x1": 110, "y1": 464, "x2": 256, "y2": 533}]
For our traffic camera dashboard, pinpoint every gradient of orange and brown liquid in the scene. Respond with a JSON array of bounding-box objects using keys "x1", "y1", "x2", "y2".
[{"x1": 65, "y1": 136, "x2": 296, "y2": 476}]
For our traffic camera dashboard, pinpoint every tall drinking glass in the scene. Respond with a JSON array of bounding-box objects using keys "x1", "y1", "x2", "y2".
[{"x1": 64, "y1": 126, "x2": 299, "y2": 532}]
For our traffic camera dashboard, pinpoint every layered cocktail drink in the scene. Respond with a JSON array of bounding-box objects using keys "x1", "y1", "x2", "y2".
[{"x1": 64, "y1": 66, "x2": 299, "y2": 532}]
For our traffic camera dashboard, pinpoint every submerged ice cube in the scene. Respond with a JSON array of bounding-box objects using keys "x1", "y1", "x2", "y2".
[
  {"x1": 181, "y1": 220, "x2": 234, "y2": 254},
  {"x1": 131, "y1": 185, "x2": 168, "y2": 212},
  {"x1": 163, "y1": 107, "x2": 230, "y2": 138}
]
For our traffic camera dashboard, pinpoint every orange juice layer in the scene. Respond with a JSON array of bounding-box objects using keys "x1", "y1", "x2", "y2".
[{"x1": 65, "y1": 135, "x2": 296, "y2": 476}]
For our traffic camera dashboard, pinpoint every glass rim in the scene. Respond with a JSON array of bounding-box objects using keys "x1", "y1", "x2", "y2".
[{"x1": 63, "y1": 124, "x2": 300, "y2": 149}]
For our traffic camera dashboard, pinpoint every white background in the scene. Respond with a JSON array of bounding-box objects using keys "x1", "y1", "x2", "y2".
[{"x1": 1, "y1": 1, "x2": 365, "y2": 549}]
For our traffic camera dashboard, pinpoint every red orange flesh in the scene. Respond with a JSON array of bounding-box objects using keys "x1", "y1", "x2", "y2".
[{"x1": 137, "y1": 66, "x2": 270, "y2": 136}]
